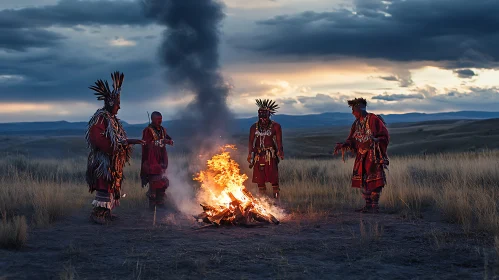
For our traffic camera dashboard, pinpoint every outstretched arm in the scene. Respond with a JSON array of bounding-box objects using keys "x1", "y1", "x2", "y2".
[
  {"x1": 126, "y1": 138, "x2": 145, "y2": 145},
  {"x1": 334, "y1": 122, "x2": 356, "y2": 154}
]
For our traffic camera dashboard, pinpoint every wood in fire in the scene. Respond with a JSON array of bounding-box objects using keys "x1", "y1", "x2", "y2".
[{"x1": 195, "y1": 188, "x2": 279, "y2": 226}]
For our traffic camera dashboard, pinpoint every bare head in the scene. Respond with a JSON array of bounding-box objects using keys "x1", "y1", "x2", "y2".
[
  {"x1": 151, "y1": 111, "x2": 162, "y2": 127},
  {"x1": 347, "y1": 98, "x2": 368, "y2": 120}
]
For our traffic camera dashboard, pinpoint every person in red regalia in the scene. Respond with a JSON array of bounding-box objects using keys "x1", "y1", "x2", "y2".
[
  {"x1": 86, "y1": 71, "x2": 144, "y2": 224},
  {"x1": 334, "y1": 98, "x2": 390, "y2": 213},
  {"x1": 140, "y1": 111, "x2": 173, "y2": 209},
  {"x1": 247, "y1": 99, "x2": 284, "y2": 199}
]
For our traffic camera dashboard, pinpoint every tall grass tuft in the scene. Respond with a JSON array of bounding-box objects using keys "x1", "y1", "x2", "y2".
[{"x1": 0, "y1": 215, "x2": 28, "y2": 249}]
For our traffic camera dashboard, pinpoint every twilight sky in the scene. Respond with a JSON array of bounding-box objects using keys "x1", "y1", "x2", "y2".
[{"x1": 0, "y1": 0, "x2": 498, "y2": 123}]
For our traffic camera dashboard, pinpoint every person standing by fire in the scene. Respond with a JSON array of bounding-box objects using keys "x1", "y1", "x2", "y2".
[
  {"x1": 140, "y1": 111, "x2": 173, "y2": 209},
  {"x1": 334, "y1": 98, "x2": 389, "y2": 213},
  {"x1": 86, "y1": 71, "x2": 145, "y2": 224},
  {"x1": 247, "y1": 99, "x2": 284, "y2": 199}
]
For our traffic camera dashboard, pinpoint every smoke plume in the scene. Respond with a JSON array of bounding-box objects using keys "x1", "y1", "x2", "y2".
[{"x1": 142, "y1": 0, "x2": 233, "y2": 150}]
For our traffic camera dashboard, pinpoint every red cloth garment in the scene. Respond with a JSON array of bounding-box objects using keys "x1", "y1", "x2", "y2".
[
  {"x1": 249, "y1": 121, "x2": 283, "y2": 185},
  {"x1": 344, "y1": 113, "x2": 389, "y2": 191},
  {"x1": 88, "y1": 116, "x2": 113, "y2": 155},
  {"x1": 88, "y1": 116, "x2": 113, "y2": 193},
  {"x1": 141, "y1": 125, "x2": 170, "y2": 190}
]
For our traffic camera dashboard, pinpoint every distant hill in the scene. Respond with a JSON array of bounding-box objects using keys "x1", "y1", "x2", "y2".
[
  {"x1": 2, "y1": 118, "x2": 499, "y2": 159},
  {"x1": 1, "y1": 111, "x2": 499, "y2": 136}
]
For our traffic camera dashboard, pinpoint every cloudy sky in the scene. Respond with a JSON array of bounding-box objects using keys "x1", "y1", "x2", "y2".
[{"x1": 0, "y1": 0, "x2": 498, "y2": 123}]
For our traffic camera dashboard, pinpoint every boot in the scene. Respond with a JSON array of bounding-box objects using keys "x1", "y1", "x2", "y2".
[
  {"x1": 356, "y1": 191, "x2": 372, "y2": 213},
  {"x1": 370, "y1": 191, "x2": 381, "y2": 214},
  {"x1": 90, "y1": 207, "x2": 112, "y2": 224},
  {"x1": 148, "y1": 192, "x2": 157, "y2": 211}
]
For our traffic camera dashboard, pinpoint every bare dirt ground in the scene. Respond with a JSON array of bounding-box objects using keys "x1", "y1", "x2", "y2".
[{"x1": 1, "y1": 203, "x2": 498, "y2": 280}]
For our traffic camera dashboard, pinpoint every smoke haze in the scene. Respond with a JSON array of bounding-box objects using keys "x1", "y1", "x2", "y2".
[{"x1": 142, "y1": 0, "x2": 233, "y2": 150}]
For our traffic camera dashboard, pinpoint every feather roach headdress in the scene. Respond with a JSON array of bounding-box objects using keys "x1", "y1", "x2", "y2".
[
  {"x1": 89, "y1": 71, "x2": 124, "y2": 107},
  {"x1": 256, "y1": 99, "x2": 279, "y2": 116},
  {"x1": 347, "y1": 98, "x2": 367, "y2": 108}
]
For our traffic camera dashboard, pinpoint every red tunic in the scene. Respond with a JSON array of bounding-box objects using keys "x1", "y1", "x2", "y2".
[
  {"x1": 141, "y1": 125, "x2": 170, "y2": 190},
  {"x1": 344, "y1": 113, "x2": 389, "y2": 191},
  {"x1": 88, "y1": 116, "x2": 114, "y2": 193},
  {"x1": 248, "y1": 121, "x2": 283, "y2": 185}
]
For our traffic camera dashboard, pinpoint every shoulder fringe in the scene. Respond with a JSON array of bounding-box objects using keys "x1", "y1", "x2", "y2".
[{"x1": 85, "y1": 108, "x2": 132, "y2": 192}]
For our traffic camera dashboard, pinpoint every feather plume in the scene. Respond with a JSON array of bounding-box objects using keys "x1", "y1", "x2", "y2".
[
  {"x1": 111, "y1": 71, "x2": 124, "y2": 92},
  {"x1": 89, "y1": 71, "x2": 124, "y2": 102},
  {"x1": 89, "y1": 79, "x2": 112, "y2": 100},
  {"x1": 255, "y1": 98, "x2": 279, "y2": 115}
]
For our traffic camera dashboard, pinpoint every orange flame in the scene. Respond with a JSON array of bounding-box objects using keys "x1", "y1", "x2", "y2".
[{"x1": 194, "y1": 145, "x2": 283, "y2": 225}]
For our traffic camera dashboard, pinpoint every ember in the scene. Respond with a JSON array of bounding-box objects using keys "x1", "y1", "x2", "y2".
[{"x1": 194, "y1": 145, "x2": 281, "y2": 226}]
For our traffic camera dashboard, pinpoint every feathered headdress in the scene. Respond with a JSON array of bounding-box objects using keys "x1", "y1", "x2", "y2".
[
  {"x1": 256, "y1": 99, "x2": 279, "y2": 116},
  {"x1": 89, "y1": 71, "x2": 124, "y2": 106},
  {"x1": 347, "y1": 98, "x2": 367, "y2": 108}
]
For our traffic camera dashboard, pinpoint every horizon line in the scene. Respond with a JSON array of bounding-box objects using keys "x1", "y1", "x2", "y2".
[{"x1": 1, "y1": 110, "x2": 499, "y2": 125}]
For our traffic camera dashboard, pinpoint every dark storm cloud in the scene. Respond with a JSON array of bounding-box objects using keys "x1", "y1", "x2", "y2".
[
  {"x1": 453, "y1": 69, "x2": 477, "y2": 79},
  {"x1": 372, "y1": 93, "x2": 425, "y2": 101},
  {"x1": 0, "y1": 0, "x2": 151, "y2": 29},
  {"x1": 0, "y1": 50, "x2": 162, "y2": 103},
  {"x1": 0, "y1": 28, "x2": 66, "y2": 51},
  {"x1": 0, "y1": 0, "x2": 163, "y2": 105},
  {"x1": 240, "y1": 0, "x2": 499, "y2": 69},
  {"x1": 0, "y1": 0, "x2": 152, "y2": 51}
]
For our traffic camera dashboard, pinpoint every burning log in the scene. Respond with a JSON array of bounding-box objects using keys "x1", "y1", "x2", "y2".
[
  {"x1": 195, "y1": 187, "x2": 279, "y2": 226},
  {"x1": 193, "y1": 145, "x2": 281, "y2": 226}
]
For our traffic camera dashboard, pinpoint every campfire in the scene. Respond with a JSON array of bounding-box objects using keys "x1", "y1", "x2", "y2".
[{"x1": 194, "y1": 145, "x2": 281, "y2": 226}]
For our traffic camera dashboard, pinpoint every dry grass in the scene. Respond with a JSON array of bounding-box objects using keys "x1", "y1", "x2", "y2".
[
  {"x1": 1, "y1": 150, "x2": 499, "y2": 249},
  {"x1": 359, "y1": 220, "x2": 384, "y2": 243},
  {"x1": 240, "y1": 150, "x2": 499, "y2": 235},
  {"x1": 0, "y1": 215, "x2": 28, "y2": 249}
]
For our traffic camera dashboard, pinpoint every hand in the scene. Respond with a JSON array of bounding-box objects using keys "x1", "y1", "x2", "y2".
[
  {"x1": 167, "y1": 139, "x2": 174, "y2": 146},
  {"x1": 278, "y1": 151, "x2": 284, "y2": 160},
  {"x1": 247, "y1": 154, "x2": 252, "y2": 164},
  {"x1": 333, "y1": 143, "x2": 344, "y2": 155}
]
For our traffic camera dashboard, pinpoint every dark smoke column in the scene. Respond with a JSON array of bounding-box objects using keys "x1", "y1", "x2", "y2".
[{"x1": 143, "y1": 0, "x2": 233, "y2": 150}]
